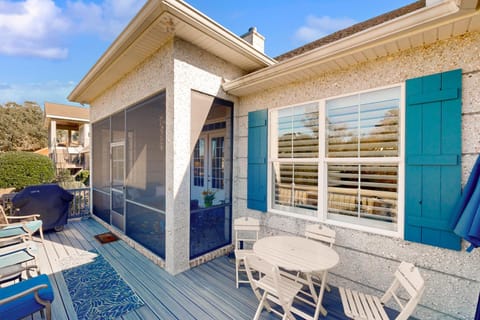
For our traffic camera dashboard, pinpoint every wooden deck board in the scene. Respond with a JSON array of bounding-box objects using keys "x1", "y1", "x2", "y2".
[{"x1": 11, "y1": 218, "x2": 354, "y2": 320}]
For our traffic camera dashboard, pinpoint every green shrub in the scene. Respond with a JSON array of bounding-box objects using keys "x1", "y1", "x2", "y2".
[
  {"x1": 0, "y1": 151, "x2": 55, "y2": 190},
  {"x1": 75, "y1": 170, "x2": 90, "y2": 186}
]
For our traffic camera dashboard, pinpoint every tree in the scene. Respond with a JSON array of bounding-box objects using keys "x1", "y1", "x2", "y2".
[{"x1": 0, "y1": 101, "x2": 48, "y2": 151}]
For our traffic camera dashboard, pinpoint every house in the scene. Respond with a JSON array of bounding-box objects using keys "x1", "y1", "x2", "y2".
[
  {"x1": 44, "y1": 102, "x2": 90, "y2": 173},
  {"x1": 68, "y1": 0, "x2": 480, "y2": 318}
]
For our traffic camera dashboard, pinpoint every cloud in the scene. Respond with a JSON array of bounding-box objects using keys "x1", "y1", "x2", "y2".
[
  {"x1": 65, "y1": 0, "x2": 146, "y2": 39},
  {"x1": 0, "y1": 80, "x2": 80, "y2": 106},
  {"x1": 294, "y1": 15, "x2": 357, "y2": 42},
  {"x1": 0, "y1": 0, "x2": 69, "y2": 58},
  {"x1": 0, "y1": 0, "x2": 146, "y2": 59}
]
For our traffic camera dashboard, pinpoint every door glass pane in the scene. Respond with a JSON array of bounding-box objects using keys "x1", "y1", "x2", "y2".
[
  {"x1": 193, "y1": 139, "x2": 205, "y2": 187},
  {"x1": 111, "y1": 145, "x2": 124, "y2": 191},
  {"x1": 211, "y1": 137, "x2": 224, "y2": 189}
]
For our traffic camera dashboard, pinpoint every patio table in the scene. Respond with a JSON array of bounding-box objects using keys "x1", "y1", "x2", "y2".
[{"x1": 253, "y1": 235, "x2": 339, "y2": 319}]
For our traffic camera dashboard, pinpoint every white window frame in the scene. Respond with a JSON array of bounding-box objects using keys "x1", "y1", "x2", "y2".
[{"x1": 267, "y1": 83, "x2": 405, "y2": 238}]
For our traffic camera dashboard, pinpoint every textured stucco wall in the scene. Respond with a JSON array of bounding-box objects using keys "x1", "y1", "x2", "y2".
[
  {"x1": 89, "y1": 37, "x2": 244, "y2": 274},
  {"x1": 167, "y1": 38, "x2": 243, "y2": 274},
  {"x1": 233, "y1": 31, "x2": 480, "y2": 319},
  {"x1": 89, "y1": 40, "x2": 174, "y2": 122}
]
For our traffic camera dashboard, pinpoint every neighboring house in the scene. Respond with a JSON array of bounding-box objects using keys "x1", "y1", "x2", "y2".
[
  {"x1": 44, "y1": 102, "x2": 90, "y2": 173},
  {"x1": 68, "y1": 0, "x2": 480, "y2": 318}
]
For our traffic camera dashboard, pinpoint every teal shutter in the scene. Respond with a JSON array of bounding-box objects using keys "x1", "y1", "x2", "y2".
[
  {"x1": 405, "y1": 69, "x2": 462, "y2": 250},
  {"x1": 247, "y1": 110, "x2": 268, "y2": 212}
]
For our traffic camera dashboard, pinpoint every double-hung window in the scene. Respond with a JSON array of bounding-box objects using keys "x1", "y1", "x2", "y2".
[{"x1": 269, "y1": 85, "x2": 402, "y2": 234}]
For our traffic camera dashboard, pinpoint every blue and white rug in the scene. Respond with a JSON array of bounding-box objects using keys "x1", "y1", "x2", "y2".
[{"x1": 61, "y1": 249, "x2": 144, "y2": 320}]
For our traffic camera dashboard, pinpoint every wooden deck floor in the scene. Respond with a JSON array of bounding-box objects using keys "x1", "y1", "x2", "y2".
[{"x1": 30, "y1": 218, "x2": 351, "y2": 320}]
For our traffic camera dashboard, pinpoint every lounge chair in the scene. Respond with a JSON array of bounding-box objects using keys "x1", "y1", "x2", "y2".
[
  {"x1": 0, "y1": 273, "x2": 54, "y2": 320},
  {"x1": 0, "y1": 205, "x2": 43, "y2": 244}
]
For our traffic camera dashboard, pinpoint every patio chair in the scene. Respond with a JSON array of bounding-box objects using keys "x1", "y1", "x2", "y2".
[
  {"x1": 0, "y1": 240, "x2": 39, "y2": 284},
  {"x1": 305, "y1": 224, "x2": 336, "y2": 291},
  {"x1": 244, "y1": 254, "x2": 303, "y2": 320},
  {"x1": 0, "y1": 273, "x2": 54, "y2": 320},
  {"x1": 0, "y1": 205, "x2": 44, "y2": 244},
  {"x1": 339, "y1": 261, "x2": 425, "y2": 320},
  {"x1": 234, "y1": 216, "x2": 261, "y2": 288}
]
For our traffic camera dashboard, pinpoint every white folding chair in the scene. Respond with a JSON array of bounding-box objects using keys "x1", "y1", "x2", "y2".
[
  {"x1": 244, "y1": 254, "x2": 303, "y2": 320},
  {"x1": 305, "y1": 224, "x2": 336, "y2": 291},
  {"x1": 234, "y1": 217, "x2": 261, "y2": 288},
  {"x1": 339, "y1": 261, "x2": 425, "y2": 320}
]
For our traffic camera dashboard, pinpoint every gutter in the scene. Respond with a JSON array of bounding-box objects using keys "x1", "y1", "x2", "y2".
[{"x1": 223, "y1": 0, "x2": 479, "y2": 96}]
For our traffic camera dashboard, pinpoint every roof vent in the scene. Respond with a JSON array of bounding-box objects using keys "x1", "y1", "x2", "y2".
[{"x1": 241, "y1": 27, "x2": 265, "y2": 53}]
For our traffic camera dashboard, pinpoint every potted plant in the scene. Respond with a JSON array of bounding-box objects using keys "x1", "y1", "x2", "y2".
[{"x1": 202, "y1": 189, "x2": 216, "y2": 208}]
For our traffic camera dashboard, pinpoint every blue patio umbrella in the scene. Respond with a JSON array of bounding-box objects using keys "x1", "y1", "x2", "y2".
[{"x1": 451, "y1": 155, "x2": 480, "y2": 252}]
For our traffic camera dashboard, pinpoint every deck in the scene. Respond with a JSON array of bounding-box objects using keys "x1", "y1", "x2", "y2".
[{"x1": 32, "y1": 218, "x2": 352, "y2": 320}]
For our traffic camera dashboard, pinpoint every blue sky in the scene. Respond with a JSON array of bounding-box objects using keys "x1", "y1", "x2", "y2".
[{"x1": 0, "y1": 0, "x2": 415, "y2": 107}]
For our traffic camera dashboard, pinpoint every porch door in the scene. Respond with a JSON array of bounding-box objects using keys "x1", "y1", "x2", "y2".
[
  {"x1": 191, "y1": 131, "x2": 225, "y2": 207},
  {"x1": 111, "y1": 142, "x2": 125, "y2": 231}
]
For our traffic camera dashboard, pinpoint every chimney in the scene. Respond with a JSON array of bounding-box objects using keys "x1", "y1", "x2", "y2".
[{"x1": 241, "y1": 27, "x2": 265, "y2": 53}]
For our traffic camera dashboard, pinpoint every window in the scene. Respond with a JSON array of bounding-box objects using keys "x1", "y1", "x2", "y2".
[
  {"x1": 269, "y1": 86, "x2": 401, "y2": 233},
  {"x1": 270, "y1": 103, "x2": 319, "y2": 217}
]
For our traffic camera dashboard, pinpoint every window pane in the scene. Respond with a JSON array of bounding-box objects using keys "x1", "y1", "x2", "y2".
[
  {"x1": 327, "y1": 87, "x2": 400, "y2": 158},
  {"x1": 327, "y1": 164, "x2": 398, "y2": 230},
  {"x1": 272, "y1": 162, "x2": 318, "y2": 215},
  {"x1": 276, "y1": 103, "x2": 318, "y2": 158}
]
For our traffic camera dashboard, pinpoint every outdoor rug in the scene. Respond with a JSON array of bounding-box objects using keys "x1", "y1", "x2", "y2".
[{"x1": 61, "y1": 250, "x2": 144, "y2": 320}]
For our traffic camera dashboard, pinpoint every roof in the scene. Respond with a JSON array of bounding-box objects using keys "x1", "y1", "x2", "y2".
[
  {"x1": 44, "y1": 102, "x2": 89, "y2": 122},
  {"x1": 34, "y1": 147, "x2": 49, "y2": 156},
  {"x1": 224, "y1": 0, "x2": 480, "y2": 96},
  {"x1": 275, "y1": 1, "x2": 426, "y2": 62},
  {"x1": 68, "y1": 0, "x2": 276, "y2": 104}
]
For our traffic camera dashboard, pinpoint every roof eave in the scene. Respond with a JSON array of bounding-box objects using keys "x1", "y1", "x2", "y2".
[
  {"x1": 223, "y1": 0, "x2": 478, "y2": 96},
  {"x1": 68, "y1": 0, "x2": 276, "y2": 104}
]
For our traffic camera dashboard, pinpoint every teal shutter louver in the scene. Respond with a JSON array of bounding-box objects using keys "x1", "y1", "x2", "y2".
[
  {"x1": 405, "y1": 69, "x2": 462, "y2": 250},
  {"x1": 247, "y1": 110, "x2": 268, "y2": 212}
]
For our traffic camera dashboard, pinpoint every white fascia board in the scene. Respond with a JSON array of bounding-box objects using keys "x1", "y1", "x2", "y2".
[
  {"x1": 162, "y1": 0, "x2": 276, "y2": 66},
  {"x1": 223, "y1": 0, "x2": 473, "y2": 95},
  {"x1": 45, "y1": 115, "x2": 89, "y2": 123}
]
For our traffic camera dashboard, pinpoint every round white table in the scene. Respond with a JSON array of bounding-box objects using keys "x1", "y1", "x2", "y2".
[{"x1": 253, "y1": 235, "x2": 340, "y2": 319}]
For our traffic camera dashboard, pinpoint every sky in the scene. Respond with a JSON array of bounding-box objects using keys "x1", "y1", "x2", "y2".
[{"x1": 0, "y1": 0, "x2": 415, "y2": 107}]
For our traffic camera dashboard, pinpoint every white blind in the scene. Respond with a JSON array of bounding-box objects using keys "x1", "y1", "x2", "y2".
[
  {"x1": 276, "y1": 103, "x2": 319, "y2": 158},
  {"x1": 326, "y1": 87, "x2": 400, "y2": 158},
  {"x1": 327, "y1": 164, "x2": 398, "y2": 222},
  {"x1": 272, "y1": 162, "x2": 318, "y2": 212}
]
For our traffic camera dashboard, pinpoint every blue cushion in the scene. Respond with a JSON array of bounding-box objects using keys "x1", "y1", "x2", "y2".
[
  {"x1": 0, "y1": 274, "x2": 54, "y2": 320},
  {"x1": 24, "y1": 220, "x2": 42, "y2": 232}
]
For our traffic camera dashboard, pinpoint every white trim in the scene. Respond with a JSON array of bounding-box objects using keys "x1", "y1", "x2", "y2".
[{"x1": 45, "y1": 115, "x2": 89, "y2": 122}]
